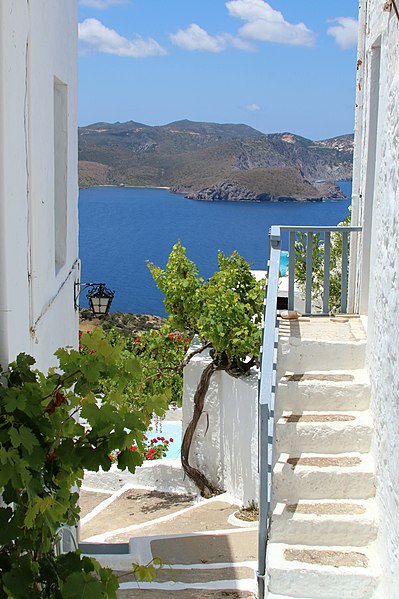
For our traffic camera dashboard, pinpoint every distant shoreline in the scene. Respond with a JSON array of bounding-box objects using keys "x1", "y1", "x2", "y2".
[{"x1": 80, "y1": 184, "x2": 171, "y2": 190}]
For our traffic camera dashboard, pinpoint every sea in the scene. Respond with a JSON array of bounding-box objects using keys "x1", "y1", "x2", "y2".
[{"x1": 79, "y1": 180, "x2": 352, "y2": 316}]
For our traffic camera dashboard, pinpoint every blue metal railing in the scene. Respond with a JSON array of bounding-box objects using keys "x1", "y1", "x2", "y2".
[
  {"x1": 281, "y1": 226, "x2": 362, "y2": 315},
  {"x1": 257, "y1": 224, "x2": 362, "y2": 599}
]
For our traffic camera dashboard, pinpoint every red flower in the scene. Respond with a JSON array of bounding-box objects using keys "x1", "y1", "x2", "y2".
[
  {"x1": 169, "y1": 438, "x2": 174, "y2": 443},
  {"x1": 143, "y1": 435, "x2": 148, "y2": 441},
  {"x1": 184, "y1": 346, "x2": 189, "y2": 351},
  {"x1": 130, "y1": 445, "x2": 137, "y2": 451},
  {"x1": 165, "y1": 440, "x2": 169, "y2": 444},
  {"x1": 169, "y1": 333, "x2": 174, "y2": 340},
  {"x1": 177, "y1": 335, "x2": 181, "y2": 340},
  {"x1": 159, "y1": 331, "x2": 163, "y2": 336}
]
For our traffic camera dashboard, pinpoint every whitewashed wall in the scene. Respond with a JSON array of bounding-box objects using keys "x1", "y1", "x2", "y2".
[
  {"x1": 351, "y1": 2, "x2": 399, "y2": 595},
  {"x1": 183, "y1": 349, "x2": 259, "y2": 506},
  {"x1": 0, "y1": 1, "x2": 79, "y2": 373}
]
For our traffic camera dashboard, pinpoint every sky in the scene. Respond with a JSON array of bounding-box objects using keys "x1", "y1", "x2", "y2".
[{"x1": 78, "y1": 0, "x2": 359, "y2": 140}]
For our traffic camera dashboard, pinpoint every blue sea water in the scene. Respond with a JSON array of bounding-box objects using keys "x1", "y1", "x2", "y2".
[{"x1": 79, "y1": 181, "x2": 352, "y2": 316}]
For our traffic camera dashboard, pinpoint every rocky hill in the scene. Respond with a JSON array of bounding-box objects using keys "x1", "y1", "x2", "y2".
[{"x1": 78, "y1": 120, "x2": 353, "y2": 201}]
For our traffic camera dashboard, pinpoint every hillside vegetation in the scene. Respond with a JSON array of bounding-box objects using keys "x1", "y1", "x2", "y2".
[{"x1": 78, "y1": 120, "x2": 353, "y2": 201}]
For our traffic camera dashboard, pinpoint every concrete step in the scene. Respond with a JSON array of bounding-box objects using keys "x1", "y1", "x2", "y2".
[
  {"x1": 115, "y1": 563, "x2": 257, "y2": 585},
  {"x1": 278, "y1": 338, "x2": 366, "y2": 372},
  {"x1": 275, "y1": 410, "x2": 373, "y2": 454},
  {"x1": 269, "y1": 499, "x2": 377, "y2": 547},
  {"x1": 277, "y1": 317, "x2": 367, "y2": 372},
  {"x1": 267, "y1": 542, "x2": 379, "y2": 599},
  {"x1": 276, "y1": 369, "x2": 370, "y2": 415},
  {"x1": 273, "y1": 452, "x2": 375, "y2": 501}
]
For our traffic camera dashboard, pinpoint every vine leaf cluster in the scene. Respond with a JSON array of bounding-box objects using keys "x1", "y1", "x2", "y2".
[{"x1": 148, "y1": 242, "x2": 265, "y2": 496}]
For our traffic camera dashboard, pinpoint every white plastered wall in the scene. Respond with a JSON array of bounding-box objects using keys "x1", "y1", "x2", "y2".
[
  {"x1": 351, "y1": 2, "x2": 399, "y2": 595},
  {"x1": 0, "y1": 1, "x2": 79, "y2": 373},
  {"x1": 183, "y1": 349, "x2": 259, "y2": 506}
]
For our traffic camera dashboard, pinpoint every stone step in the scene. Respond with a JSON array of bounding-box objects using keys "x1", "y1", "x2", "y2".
[
  {"x1": 275, "y1": 410, "x2": 373, "y2": 454},
  {"x1": 277, "y1": 338, "x2": 366, "y2": 372},
  {"x1": 269, "y1": 499, "x2": 377, "y2": 546},
  {"x1": 115, "y1": 564, "x2": 256, "y2": 585},
  {"x1": 267, "y1": 542, "x2": 379, "y2": 599},
  {"x1": 276, "y1": 369, "x2": 370, "y2": 415},
  {"x1": 273, "y1": 452, "x2": 375, "y2": 501}
]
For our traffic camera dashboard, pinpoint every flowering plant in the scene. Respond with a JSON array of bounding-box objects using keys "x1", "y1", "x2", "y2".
[
  {"x1": 109, "y1": 435, "x2": 174, "y2": 463},
  {"x1": 133, "y1": 435, "x2": 174, "y2": 460}
]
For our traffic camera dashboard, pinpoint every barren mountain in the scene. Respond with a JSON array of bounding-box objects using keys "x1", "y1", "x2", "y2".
[{"x1": 78, "y1": 120, "x2": 353, "y2": 201}]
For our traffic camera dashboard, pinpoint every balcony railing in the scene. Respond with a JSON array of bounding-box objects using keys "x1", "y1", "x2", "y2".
[{"x1": 257, "y1": 224, "x2": 362, "y2": 599}]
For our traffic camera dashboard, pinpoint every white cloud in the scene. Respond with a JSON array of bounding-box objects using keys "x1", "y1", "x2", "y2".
[
  {"x1": 79, "y1": 0, "x2": 128, "y2": 8},
  {"x1": 78, "y1": 19, "x2": 166, "y2": 57},
  {"x1": 246, "y1": 103, "x2": 261, "y2": 111},
  {"x1": 170, "y1": 24, "x2": 254, "y2": 53},
  {"x1": 327, "y1": 17, "x2": 358, "y2": 50},
  {"x1": 170, "y1": 24, "x2": 229, "y2": 53},
  {"x1": 226, "y1": 0, "x2": 316, "y2": 47},
  {"x1": 229, "y1": 36, "x2": 255, "y2": 51}
]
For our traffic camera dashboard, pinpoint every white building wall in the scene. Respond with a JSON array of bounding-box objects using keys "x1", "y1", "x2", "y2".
[
  {"x1": 351, "y1": 2, "x2": 399, "y2": 595},
  {"x1": 0, "y1": 1, "x2": 79, "y2": 373},
  {"x1": 183, "y1": 349, "x2": 259, "y2": 506}
]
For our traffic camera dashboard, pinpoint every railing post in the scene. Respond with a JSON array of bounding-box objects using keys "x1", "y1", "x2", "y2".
[
  {"x1": 288, "y1": 231, "x2": 295, "y2": 311},
  {"x1": 341, "y1": 230, "x2": 349, "y2": 314},
  {"x1": 323, "y1": 232, "x2": 331, "y2": 314},
  {"x1": 305, "y1": 232, "x2": 313, "y2": 314}
]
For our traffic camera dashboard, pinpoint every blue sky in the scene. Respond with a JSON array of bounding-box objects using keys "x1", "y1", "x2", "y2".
[{"x1": 78, "y1": 0, "x2": 359, "y2": 140}]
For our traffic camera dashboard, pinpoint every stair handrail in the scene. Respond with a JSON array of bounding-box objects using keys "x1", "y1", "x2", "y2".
[{"x1": 257, "y1": 225, "x2": 281, "y2": 599}]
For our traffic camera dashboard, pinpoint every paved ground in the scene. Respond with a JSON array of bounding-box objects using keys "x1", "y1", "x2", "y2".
[
  {"x1": 80, "y1": 481, "x2": 258, "y2": 596},
  {"x1": 81, "y1": 402, "x2": 258, "y2": 597},
  {"x1": 80, "y1": 488, "x2": 195, "y2": 541},
  {"x1": 108, "y1": 500, "x2": 240, "y2": 542}
]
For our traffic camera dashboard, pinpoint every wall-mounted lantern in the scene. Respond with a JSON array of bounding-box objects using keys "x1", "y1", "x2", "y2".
[{"x1": 74, "y1": 283, "x2": 115, "y2": 317}]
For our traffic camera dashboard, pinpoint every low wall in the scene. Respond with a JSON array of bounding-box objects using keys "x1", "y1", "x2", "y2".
[{"x1": 182, "y1": 349, "x2": 259, "y2": 506}]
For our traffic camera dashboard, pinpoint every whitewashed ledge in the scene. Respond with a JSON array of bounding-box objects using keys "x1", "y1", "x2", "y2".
[{"x1": 83, "y1": 459, "x2": 198, "y2": 496}]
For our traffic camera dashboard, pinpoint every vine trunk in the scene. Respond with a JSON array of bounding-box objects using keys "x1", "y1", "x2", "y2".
[{"x1": 181, "y1": 362, "x2": 224, "y2": 498}]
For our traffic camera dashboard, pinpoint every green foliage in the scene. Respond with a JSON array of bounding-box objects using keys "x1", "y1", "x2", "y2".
[
  {"x1": 0, "y1": 328, "x2": 164, "y2": 597},
  {"x1": 148, "y1": 242, "x2": 264, "y2": 372},
  {"x1": 148, "y1": 242, "x2": 203, "y2": 332},
  {"x1": 294, "y1": 213, "x2": 351, "y2": 313},
  {"x1": 131, "y1": 557, "x2": 162, "y2": 583}
]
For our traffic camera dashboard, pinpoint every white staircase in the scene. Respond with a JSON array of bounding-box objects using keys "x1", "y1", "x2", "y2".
[{"x1": 266, "y1": 318, "x2": 380, "y2": 599}]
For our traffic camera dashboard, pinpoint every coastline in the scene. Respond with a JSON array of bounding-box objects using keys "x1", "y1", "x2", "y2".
[
  {"x1": 79, "y1": 181, "x2": 351, "y2": 202},
  {"x1": 79, "y1": 184, "x2": 171, "y2": 190}
]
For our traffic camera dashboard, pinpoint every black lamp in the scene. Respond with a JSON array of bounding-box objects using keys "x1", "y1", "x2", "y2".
[{"x1": 74, "y1": 282, "x2": 115, "y2": 317}]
